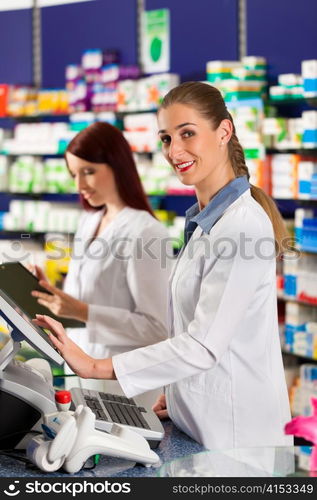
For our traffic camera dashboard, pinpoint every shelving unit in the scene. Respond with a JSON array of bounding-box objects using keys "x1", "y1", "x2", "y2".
[
  {"x1": 267, "y1": 95, "x2": 317, "y2": 413},
  {"x1": 277, "y1": 292, "x2": 317, "y2": 307},
  {"x1": 282, "y1": 350, "x2": 317, "y2": 362}
]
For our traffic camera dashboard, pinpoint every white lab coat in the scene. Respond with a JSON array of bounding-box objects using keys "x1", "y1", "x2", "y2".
[
  {"x1": 63, "y1": 206, "x2": 171, "y2": 394},
  {"x1": 113, "y1": 190, "x2": 293, "y2": 449}
]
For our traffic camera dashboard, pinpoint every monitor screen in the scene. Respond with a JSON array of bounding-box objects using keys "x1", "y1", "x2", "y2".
[
  {"x1": 0, "y1": 262, "x2": 85, "y2": 329},
  {"x1": 0, "y1": 287, "x2": 64, "y2": 365}
]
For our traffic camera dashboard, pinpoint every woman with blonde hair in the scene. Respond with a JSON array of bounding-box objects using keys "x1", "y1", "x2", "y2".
[{"x1": 35, "y1": 82, "x2": 292, "y2": 450}]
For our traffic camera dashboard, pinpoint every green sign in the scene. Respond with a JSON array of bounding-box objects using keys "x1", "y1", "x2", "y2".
[{"x1": 141, "y1": 9, "x2": 170, "y2": 73}]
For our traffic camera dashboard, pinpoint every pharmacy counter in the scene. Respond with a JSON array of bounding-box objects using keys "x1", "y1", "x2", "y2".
[
  {"x1": 0, "y1": 420, "x2": 204, "y2": 478},
  {"x1": 0, "y1": 420, "x2": 313, "y2": 477}
]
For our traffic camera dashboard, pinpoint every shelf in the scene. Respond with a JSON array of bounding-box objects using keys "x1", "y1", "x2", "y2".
[
  {"x1": 0, "y1": 110, "x2": 158, "y2": 120},
  {"x1": 277, "y1": 293, "x2": 317, "y2": 307},
  {"x1": 0, "y1": 114, "x2": 70, "y2": 120},
  {"x1": 0, "y1": 192, "x2": 316, "y2": 211},
  {"x1": 275, "y1": 198, "x2": 317, "y2": 203},
  {"x1": 266, "y1": 148, "x2": 317, "y2": 155},
  {"x1": 266, "y1": 97, "x2": 317, "y2": 107},
  {"x1": 0, "y1": 230, "x2": 74, "y2": 239},
  {"x1": 298, "y1": 246, "x2": 317, "y2": 255},
  {"x1": 116, "y1": 109, "x2": 158, "y2": 115},
  {"x1": 0, "y1": 152, "x2": 65, "y2": 157},
  {"x1": 0, "y1": 192, "x2": 79, "y2": 202},
  {"x1": 149, "y1": 192, "x2": 196, "y2": 198},
  {"x1": 5, "y1": 192, "x2": 312, "y2": 202},
  {"x1": 282, "y1": 349, "x2": 317, "y2": 362}
]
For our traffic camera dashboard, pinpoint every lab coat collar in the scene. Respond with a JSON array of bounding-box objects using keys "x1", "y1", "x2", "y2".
[
  {"x1": 81, "y1": 206, "x2": 133, "y2": 247},
  {"x1": 184, "y1": 176, "x2": 250, "y2": 244}
]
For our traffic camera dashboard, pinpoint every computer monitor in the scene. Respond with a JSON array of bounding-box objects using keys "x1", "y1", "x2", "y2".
[
  {"x1": 0, "y1": 287, "x2": 63, "y2": 365},
  {"x1": 0, "y1": 262, "x2": 85, "y2": 328}
]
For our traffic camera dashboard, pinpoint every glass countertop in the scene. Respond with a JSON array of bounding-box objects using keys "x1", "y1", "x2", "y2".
[{"x1": 158, "y1": 446, "x2": 316, "y2": 477}]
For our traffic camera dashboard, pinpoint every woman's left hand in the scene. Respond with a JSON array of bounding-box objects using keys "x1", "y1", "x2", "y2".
[
  {"x1": 33, "y1": 315, "x2": 94, "y2": 378},
  {"x1": 31, "y1": 281, "x2": 88, "y2": 322}
]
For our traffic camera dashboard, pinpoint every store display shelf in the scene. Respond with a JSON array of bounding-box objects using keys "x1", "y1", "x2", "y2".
[
  {"x1": 0, "y1": 230, "x2": 74, "y2": 239},
  {"x1": 265, "y1": 97, "x2": 317, "y2": 108},
  {"x1": 149, "y1": 193, "x2": 196, "y2": 216},
  {"x1": 0, "y1": 152, "x2": 65, "y2": 157},
  {"x1": 277, "y1": 292, "x2": 317, "y2": 307},
  {"x1": 0, "y1": 192, "x2": 79, "y2": 202},
  {"x1": 149, "y1": 192, "x2": 196, "y2": 198},
  {"x1": 0, "y1": 114, "x2": 70, "y2": 120},
  {"x1": 266, "y1": 148, "x2": 317, "y2": 155},
  {"x1": 298, "y1": 246, "x2": 317, "y2": 255},
  {"x1": 0, "y1": 110, "x2": 158, "y2": 121},
  {"x1": 282, "y1": 349, "x2": 317, "y2": 362},
  {"x1": 116, "y1": 108, "x2": 158, "y2": 115},
  {"x1": 275, "y1": 198, "x2": 317, "y2": 203}
]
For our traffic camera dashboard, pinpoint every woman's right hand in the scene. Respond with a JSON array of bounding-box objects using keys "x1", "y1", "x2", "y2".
[
  {"x1": 33, "y1": 314, "x2": 96, "y2": 378},
  {"x1": 152, "y1": 394, "x2": 169, "y2": 420},
  {"x1": 28, "y1": 264, "x2": 48, "y2": 283}
]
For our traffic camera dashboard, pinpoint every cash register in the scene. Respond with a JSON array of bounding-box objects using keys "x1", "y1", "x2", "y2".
[
  {"x1": 0, "y1": 288, "x2": 64, "y2": 450},
  {"x1": 0, "y1": 287, "x2": 164, "y2": 452}
]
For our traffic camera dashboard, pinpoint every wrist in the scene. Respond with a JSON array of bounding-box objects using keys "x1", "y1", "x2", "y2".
[
  {"x1": 75, "y1": 301, "x2": 88, "y2": 322},
  {"x1": 93, "y1": 358, "x2": 116, "y2": 380}
]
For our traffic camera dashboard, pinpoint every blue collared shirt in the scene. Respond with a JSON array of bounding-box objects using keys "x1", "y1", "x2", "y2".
[{"x1": 184, "y1": 175, "x2": 250, "y2": 246}]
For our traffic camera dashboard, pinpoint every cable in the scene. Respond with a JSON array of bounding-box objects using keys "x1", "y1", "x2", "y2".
[
  {"x1": 0, "y1": 429, "x2": 40, "y2": 442},
  {"x1": 0, "y1": 450, "x2": 30, "y2": 465},
  {"x1": 0, "y1": 449, "x2": 41, "y2": 471},
  {"x1": 83, "y1": 454, "x2": 101, "y2": 470}
]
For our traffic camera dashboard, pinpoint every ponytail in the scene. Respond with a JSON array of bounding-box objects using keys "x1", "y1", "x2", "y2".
[
  {"x1": 228, "y1": 116, "x2": 289, "y2": 254},
  {"x1": 249, "y1": 185, "x2": 290, "y2": 255}
]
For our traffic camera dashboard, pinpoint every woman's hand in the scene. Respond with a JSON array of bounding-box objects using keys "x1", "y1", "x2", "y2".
[
  {"x1": 31, "y1": 281, "x2": 88, "y2": 322},
  {"x1": 33, "y1": 315, "x2": 94, "y2": 378},
  {"x1": 33, "y1": 315, "x2": 116, "y2": 381},
  {"x1": 152, "y1": 394, "x2": 169, "y2": 420},
  {"x1": 28, "y1": 264, "x2": 48, "y2": 283}
]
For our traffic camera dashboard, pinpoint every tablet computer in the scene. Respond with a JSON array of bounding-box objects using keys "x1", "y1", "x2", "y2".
[
  {"x1": 0, "y1": 261, "x2": 85, "y2": 329},
  {"x1": 0, "y1": 287, "x2": 64, "y2": 365}
]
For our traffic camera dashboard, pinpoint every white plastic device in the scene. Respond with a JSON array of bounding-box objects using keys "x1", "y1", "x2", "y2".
[{"x1": 26, "y1": 405, "x2": 160, "y2": 473}]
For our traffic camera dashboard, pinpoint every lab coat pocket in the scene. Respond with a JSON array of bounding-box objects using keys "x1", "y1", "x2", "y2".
[
  {"x1": 184, "y1": 367, "x2": 231, "y2": 400},
  {"x1": 175, "y1": 258, "x2": 204, "y2": 296}
]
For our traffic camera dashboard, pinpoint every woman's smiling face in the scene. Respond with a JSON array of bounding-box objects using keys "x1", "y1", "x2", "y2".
[{"x1": 158, "y1": 103, "x2": 231, "y2": 191}]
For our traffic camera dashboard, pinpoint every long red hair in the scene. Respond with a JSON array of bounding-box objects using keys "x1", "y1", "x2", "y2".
[{"x1": 65, "y1": 122, "x2": 154, "y2": 216}]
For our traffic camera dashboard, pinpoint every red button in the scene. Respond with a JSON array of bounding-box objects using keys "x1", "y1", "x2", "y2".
[{"x1": 55, "y1": 390, "x2": 71, "y2": 404}]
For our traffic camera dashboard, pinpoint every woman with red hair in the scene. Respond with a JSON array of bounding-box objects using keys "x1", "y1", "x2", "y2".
[{"x1": 32, "y1": 122, "x2": 171, "y2": 391}]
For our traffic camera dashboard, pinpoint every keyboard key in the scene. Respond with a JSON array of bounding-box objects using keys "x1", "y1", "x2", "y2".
[
  {"x1": 119, "y1": 396, "x2": 129, "y2": 404},
  {"x1": 104, "y1": 402, "x2": 120, "y2": 423},
  {"x1": 97, "y1": 410, "x2": 108, "y2": 421},
  {"x1": 134, "y1": 409, "x2": 150, "y2": 429},
  {"x1": 112, "y1": 403, "x2": 129, "y2": 425},
  {"x1": 100, "y1": 393, "x2": 114, "y2": 401},
  {"x1": 81, "y1": 390, "x2": 151, "y2": 430},
  {"x1": 125, "y1": 405, "x2": 143, "y2": 427},
  {"x1": 85, "y1": 400, "x2": 96, "y2": 409},
  {"x1": 118, "y1": 409, "x2": 136, "y2": 427}
]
